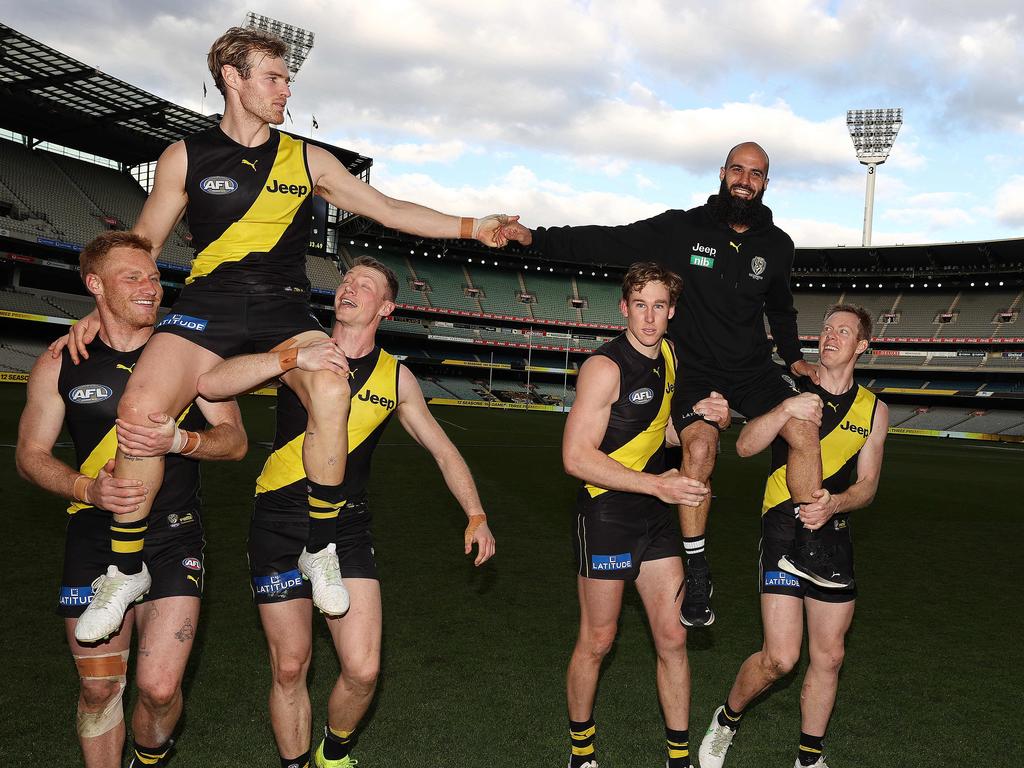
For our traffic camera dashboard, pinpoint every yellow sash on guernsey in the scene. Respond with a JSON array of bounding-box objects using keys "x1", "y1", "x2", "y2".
[
  {"x1": 187, "y1": 133, "x2": 311, "y2": 284},
  {"x1": 761, "y1": 385, "x2": 876, "y2": 514},
  {"x1": 255, "y1": 352, "x2": 399, "y2": 495},
  {"x1": 585, "y1": 339, "x2": 676, "y2": 498},
  {"x1": 66, "y1": 406, "x2": 195, "y2": 515}
]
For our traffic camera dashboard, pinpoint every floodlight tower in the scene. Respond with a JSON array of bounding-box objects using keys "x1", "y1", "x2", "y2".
[
  {"x1": 846, "y1": 108, "x2": 902, "y2": 247},
  {"x1": 243, "y1": 11, "x2": 315, "y2": 80}
]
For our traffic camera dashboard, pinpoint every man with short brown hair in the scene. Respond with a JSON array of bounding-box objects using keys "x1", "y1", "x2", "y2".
[{"x1": 60, "y1": 25, "x2": 517, "y2": 643}]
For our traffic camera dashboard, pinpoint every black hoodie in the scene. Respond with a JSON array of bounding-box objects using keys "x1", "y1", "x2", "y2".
[{"x1": 531, "y1": 196, "x2": 803, "y2": 374}]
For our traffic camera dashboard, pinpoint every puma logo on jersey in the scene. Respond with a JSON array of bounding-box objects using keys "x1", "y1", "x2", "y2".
[
  {"x1": 186, "y1": 574, "x2": 201, "y2": 589},
  {"x1": 653, "y1": 366, "x2": 661, "y2": 378},
  {"x1": 729, "y1": 241, "x2": 741, "y2": 252},
  {"x1": 116, "y1": 363, "x2": 135, "y2": 374},
  {"x1": 266, "y1": 179, "x2": 309, "y2": 197},
  {"x1": 241, "y1": 159, "x2": 259, "y2": 172},
  {"x1": 827, "y1": 402, "x2": 838, "y2": 412}
]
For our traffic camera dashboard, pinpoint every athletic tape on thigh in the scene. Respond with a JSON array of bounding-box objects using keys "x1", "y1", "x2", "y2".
[{"x1": 73, "y1": 649, "x2": 130, "y2": 738}]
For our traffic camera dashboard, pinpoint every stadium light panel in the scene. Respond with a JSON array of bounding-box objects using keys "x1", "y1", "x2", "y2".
[
  {"x1": 243, "y1": 12, "x2": 315, "y2": 80},
  {"x1": 847, "y1": 107, "x2": 902, "y2": 247}
]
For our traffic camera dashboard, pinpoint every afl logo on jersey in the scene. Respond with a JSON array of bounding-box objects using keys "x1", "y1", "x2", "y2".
[
  {"x1": 629, "y1": 387, "x2": 655, "y2": 405},
  {"x1": 199, "y1": 176, "x2": 238, "y2": 195},
  {"x1": 69, "y1": 384, "x2": 112, "y2": 404}
]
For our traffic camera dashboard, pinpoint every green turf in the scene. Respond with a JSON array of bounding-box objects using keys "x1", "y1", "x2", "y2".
[{"x1": 2, "y1": 383, "x2": 1022, "y2": 767}]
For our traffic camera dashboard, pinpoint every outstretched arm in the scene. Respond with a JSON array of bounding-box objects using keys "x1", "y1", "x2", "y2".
[
  {"x1": 562, "y1": 355, "x2": 708, "y2": 505},
  {"x1": 309, "y1": 145, "x2": 515, "y2": 248},
  {"x1": 798, "y1": 401, "x2": 889, "y2": 529},
  {"x1": 16, "y1": 353, "x2": 147, "y2": 514},
  {"x1": 736, "y1": 391, "x2": 823, "y2": 458},
  {"x1": 394, "y1": 365, "x2": 495, "y2": 566},
  {"x1": 196, "y1": 338, "x2": 349, "y2": 400}
]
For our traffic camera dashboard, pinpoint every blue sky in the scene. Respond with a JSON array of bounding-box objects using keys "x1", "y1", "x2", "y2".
[{"x1": 6, "y1": 1, "x2": 1024, "y2": 246}]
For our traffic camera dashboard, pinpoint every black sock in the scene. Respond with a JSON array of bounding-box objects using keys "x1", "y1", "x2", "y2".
[
  {"x1": 798, "y1": 732, "x2": 825, "y2": 766},
  {"x1": 682, "y1": 535, "x2": 706, "y2": 560},
  {"x1": 568, "y1": 717, "x2": 596, "y2": 768},
  {"x1": 133, "y1": 737, "x2": 173, "y2": 766},
  {"x1": 111, "y1": 516, "x2": 148, "y2": 574},
  {"x1": 718, "y1": 701, "x2": 744, "y2": 730},
  {"x1": 280, "y1": 751, "x2": 309, "y2": 768},
  {"x1": 306, "y1": 481, "x2": 344, "y2": 552},
  {"x1": 322, "y1": 725, "x2": 353, "y2": 761},
  {"x1": 666, "y1": 726, "x2": 690, "y2": 767}
]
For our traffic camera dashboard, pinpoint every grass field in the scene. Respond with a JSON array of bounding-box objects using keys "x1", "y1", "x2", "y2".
[{"x1": 2, "y1": 382, "x2": 1023, "y2": 767}]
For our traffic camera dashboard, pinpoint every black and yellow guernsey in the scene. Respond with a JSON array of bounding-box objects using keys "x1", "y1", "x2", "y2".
[
  {"x1": 58, "y1": 338, "x2": 206, "y2": 516},
  {"x1": 762, "y1": 379, "x2": 878, "y2": 515},
  {"x1": 184, "y1": 126, "x2": 314, "y2": 291},
  {"x1": 582, "y1": 334, "x2": 677, "y2": 501},
  {"x1": 254, "y1": 346, "x2": 400, "y2": 517}
]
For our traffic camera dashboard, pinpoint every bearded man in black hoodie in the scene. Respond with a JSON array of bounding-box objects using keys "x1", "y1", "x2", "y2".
[{"x1": 502, "y1": 143, "x2": 827, "y2": 628}]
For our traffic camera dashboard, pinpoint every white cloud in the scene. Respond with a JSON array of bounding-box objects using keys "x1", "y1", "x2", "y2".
[
  {"x1": 993, "y1": 176, "x2": 1024, "y2": 227},
  {"x1": 778, "y1": 217, "x2": 930, "y2": 248}
]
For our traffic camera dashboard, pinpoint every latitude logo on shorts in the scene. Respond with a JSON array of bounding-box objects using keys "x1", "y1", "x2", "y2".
[
  {"x1": 591, "y1": 553, "x2": 633, "y2": 571},
  {"x1": 764, "y1": 570, "x2": 800, "y2": 588},
  {"x1": 69, "y1": 384, "x2": 112, "y2": 404},
  {"x1": 628, "y1": 387, "x2": 655, "y2": 405},
  {"x1": 59, "y1": 585, "x2": 95, "y2": 606},
  {"x1": 157, "y1": 313, "x2": 208, "y2": 332},
  {"x1": 199, "y1": 176, "x2": 238, "y2": 195},
  {"x1": 254, "y1": 569, "x2": 304, "y2": 595}
]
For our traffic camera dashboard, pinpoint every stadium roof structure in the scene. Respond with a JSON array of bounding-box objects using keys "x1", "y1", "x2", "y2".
[{"x1": 0, "y1": 23, "x2": 372, "y2": 177}]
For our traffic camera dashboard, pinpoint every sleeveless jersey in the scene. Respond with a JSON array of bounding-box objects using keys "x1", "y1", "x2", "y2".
[
  {"x1": 183, "y1": 127, "x2": 314, "y2": 291},
  {"x1": 762, "y1": 380, "x2": 878, "y2": 515},
  {"x1": 254, "y1": 346, "x2": 400, "y2": 517},
  {"x1": 58, "y1": 338, "x2": 207, "y2": 515},
  {"x1": 583, "y1": 334, "x2": 677, "y2": 499}
]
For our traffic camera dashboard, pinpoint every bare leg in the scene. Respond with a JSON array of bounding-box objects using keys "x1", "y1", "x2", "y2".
[
  {"x1": 679, "y1": 421, "x2": 719, "y2": 538},
  {"x1": 324, "y1": 579, "x2": 383, "y2": 732},
  {"x1": 114, "y1": 334, "x2": 223, "y2": 526},
  {"x1": 66, "y1": 615, "x2": 133, "y2": 768},
  {"x1": 725, "y1": 594, "x2": 804, "y2": 712},
  {"x1": 567, "y1": 576, "x2": 624, "y2": 720},
  {"x1": 801, "y1": 598, "x2": 855, "y2": 736},
  {"x1": 779, "y1": 417, "x2": 822, "y2": 505},
  {"x1": 132, "y1": 597, "x2": 201, "y2": 750},
  {"x1": 259, "y1": 600, "x2": 315, "y2": 759},
  {"x1": 634, "y1": 557, "x2": 690, "y2": 730}
]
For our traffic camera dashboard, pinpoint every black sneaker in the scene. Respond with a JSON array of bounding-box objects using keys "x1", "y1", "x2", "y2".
[
  {"x1": 779, "y1": 526, "x2": 853, "y2": 590},
  {"x1": 680, "y1": 558, "x2": 715, "y2": 627}
]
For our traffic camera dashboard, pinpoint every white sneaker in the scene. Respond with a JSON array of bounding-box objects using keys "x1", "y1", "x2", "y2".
[
  {"x1": 567, "y1": 762, "x2": 598, "y2": 768},
  {"x1": 794, "y1": 758, "x2": 829, "y2": 768},
  {"x1": 299, "y1": 543, "x2": 350, "y2": 616},
  {"x1": 698, "y1": 706, "x2": 738, "y2": 768},
  {"x1": 74, "y1": 563, "x2": 151, "y2": 642}
]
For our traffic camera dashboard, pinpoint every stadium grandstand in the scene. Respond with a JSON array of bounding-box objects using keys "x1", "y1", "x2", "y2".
[{"x1": 0, "y1": 20, "x2": 1021, "y2": 440}]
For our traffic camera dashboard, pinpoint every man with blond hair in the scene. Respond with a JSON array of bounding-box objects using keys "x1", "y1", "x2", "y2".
[
  {"x1": 699, "y1": 304, "x2": 888, "y2": 768},
  {"x1": 197, "y1": 255, "x2": 495, "y2": 768},
  {"x1": 60, "y1": 25, "x2": 517, "y2": 643}
]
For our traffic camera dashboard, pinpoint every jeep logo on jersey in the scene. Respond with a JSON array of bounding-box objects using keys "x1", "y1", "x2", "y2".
[
  {"x1": 629, "y1": 387, "x2": 655, "y2": 405},
  {"x1": 841, "y1": 420, "x2": 870, "y2": 437},
  {"x1": 751, "y1": 256, "x2": 766, "y2": 276},
  {"x1": 266, "y1": 179, "x2": 309, "y2": 197},
  {"x1": 357, "y1": 388, "x2": 397, "y2": 411},
  {"x1": 199, "y1": 176, "x2": 238, "y2": 195},
  {"x1": 69, "y1": 384, "x2": 112, "y2": 404}
]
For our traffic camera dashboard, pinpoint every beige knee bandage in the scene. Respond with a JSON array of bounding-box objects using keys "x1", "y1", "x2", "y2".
[{"x1": 73, "y1": 650, "x2": 129, "y2": 738}]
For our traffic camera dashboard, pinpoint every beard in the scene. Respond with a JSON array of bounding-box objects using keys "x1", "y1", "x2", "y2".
[{"x1": 711, "y1": 179, "x2": 768, "y2": 228}]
